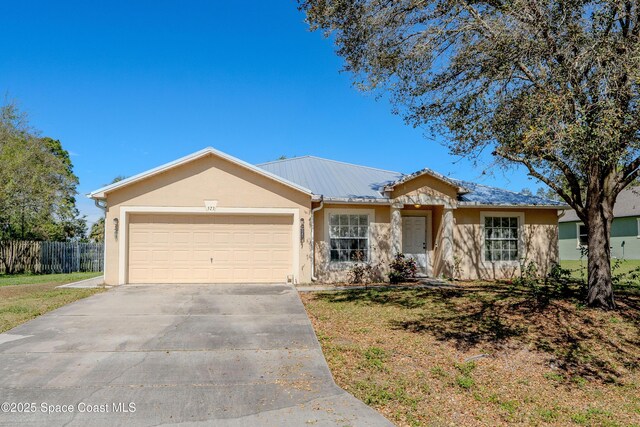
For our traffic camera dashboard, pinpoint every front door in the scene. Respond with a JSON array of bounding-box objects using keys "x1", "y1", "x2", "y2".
[{"x1": 402, "y1": 216, "x2": 428, "y2": 275}]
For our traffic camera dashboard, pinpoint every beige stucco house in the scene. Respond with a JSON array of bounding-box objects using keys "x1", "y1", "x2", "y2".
[{"x1": 89, "y1": 147, "x2": 566, "y2": 285}]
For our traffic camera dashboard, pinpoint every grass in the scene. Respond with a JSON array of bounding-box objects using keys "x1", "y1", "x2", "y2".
[
  {"x1": 301, "y1": 282, "x2": 640, "y2": 426},
  {"x1": 0, "y1": 273, "x2": 105, "y2": 332},
  {"x1": 0, "y1": 271, "x2": 102, "y2": 287},
  {"x1": 560, "y1": 259, "x2": 640, "y2": 286}
]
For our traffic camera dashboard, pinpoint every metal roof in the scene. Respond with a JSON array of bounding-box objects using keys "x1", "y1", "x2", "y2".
[
  {"x1": 258, "y1": 156, "x2": 566, "y2": 207},
  {"x1": 559, "y1": 187, "x2": 640, "y2": 222},
  {"x1": 453, "y1": 180, "x2": 567, "y2": 207},
  {"x1": 258, "y1": 156, "x2": 403, "y2": 199}
]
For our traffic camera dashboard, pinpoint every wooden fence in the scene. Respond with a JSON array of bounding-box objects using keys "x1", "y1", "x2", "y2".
[{"x1": 0, "y1": 241, "x2": 104, "y2": 274}]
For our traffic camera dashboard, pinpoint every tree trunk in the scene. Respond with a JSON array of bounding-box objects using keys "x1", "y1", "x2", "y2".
[{"x1": 585, "y1": 199, "x2": 616, "y2": 309}]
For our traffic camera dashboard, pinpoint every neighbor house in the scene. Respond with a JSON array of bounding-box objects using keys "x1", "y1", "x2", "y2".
[
  {"x1": 559, "y1": 187, "x2": 640, "y2": 260},
  {"x1": 89, "y1": 147, "x2": 567, "y2": 285}
]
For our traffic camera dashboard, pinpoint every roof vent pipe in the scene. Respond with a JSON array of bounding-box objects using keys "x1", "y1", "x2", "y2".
[{"x1": 310, "y1": 196, "x2": 324, "y2": 282}]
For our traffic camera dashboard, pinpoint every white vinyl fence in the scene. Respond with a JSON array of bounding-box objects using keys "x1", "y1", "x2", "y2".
[{"x1": 0, "y1": 241, "x2": 104, "y2": 274}]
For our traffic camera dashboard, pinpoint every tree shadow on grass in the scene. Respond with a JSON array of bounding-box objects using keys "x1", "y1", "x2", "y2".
[{"x1": 313, "y1": 285, "x2": 640, "y2": 382}]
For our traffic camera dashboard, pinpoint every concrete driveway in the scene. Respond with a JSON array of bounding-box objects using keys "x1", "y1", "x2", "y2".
[{"x1": 0, "y1": 283, "x2": 391, "y2": 426}]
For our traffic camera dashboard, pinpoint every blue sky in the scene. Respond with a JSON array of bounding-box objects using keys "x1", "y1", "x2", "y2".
[{"x1": 0, "y1": 1, "x2": 542, "y2": 226}]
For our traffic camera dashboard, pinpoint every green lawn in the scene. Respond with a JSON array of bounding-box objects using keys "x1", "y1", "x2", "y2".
[
  {"x1": 0, "y1": 272, "x2": 105, "y2": 333},
  {"x1": 0, "y1": 271, "x2": 102, "y2": 287},
  {"x1": 560, "y1": 259, "x2": 640, "y2": 285}
]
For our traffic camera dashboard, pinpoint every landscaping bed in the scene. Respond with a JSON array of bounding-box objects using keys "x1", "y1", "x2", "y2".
[{"x1": 301, "y1": 282, "x2": 640, "y2": 426}]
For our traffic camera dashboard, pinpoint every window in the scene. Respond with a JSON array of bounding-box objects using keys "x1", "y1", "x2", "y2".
[
  {"x1": 484, "y1": 216, "x2": 519, "y2": 262},
  {"x1": 577, "y1": 224, "x2": 588, "y2": 247},
  {"x1": 329, "y1": 213, "x2": 369, "y2": 262}
]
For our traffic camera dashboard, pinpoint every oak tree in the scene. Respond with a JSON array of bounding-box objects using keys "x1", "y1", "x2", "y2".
[{"x1": 300, "y1": 0, "x2": 640, "y2": 309}]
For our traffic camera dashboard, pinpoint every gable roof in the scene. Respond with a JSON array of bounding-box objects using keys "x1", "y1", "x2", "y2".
[
  {"x1": 89, "y1": 147, "x2": 567, "y2": 208},
  {"x1": 559, "y1": 187, "x2": 640, "y2": 222},
  {"x1": 258, "y1": 156, "x2": 567, "y2": 207},
  {"x1": 383, "y1": 167, "x2": 470, "y2": 194},
  {"x1": 258, "y1": 156, "x2": 403, "y2": 200},
  {"x1": 89, "y1": 147, "x2": 313, "y2": 199}
]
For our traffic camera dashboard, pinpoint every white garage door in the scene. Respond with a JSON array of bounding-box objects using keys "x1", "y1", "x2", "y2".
[{"x1": 127, "y1": 214, "x2": 293, "y2": 284}]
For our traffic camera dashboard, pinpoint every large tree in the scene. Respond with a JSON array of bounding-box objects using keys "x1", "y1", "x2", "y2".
[
  {"x1": 89, "y1": 217, "x2": 105, "y2": 243},
  {"x1": 300, "y1": 0, "x2": 640, "y2": 309},
  {"x1": 0, "y1": 103, "x2": 85, "y2": 241}
]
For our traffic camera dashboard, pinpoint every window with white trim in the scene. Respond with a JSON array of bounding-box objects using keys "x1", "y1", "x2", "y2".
[
  {"x1": 484, "y1": 216, "x2": 519, "y2": 262},
  {"x1": 577, "y1": 224, "x2": 588, "y2": 247},
  {"x1": 329, "y1": 214, "x2": 369, "y2": 262}
]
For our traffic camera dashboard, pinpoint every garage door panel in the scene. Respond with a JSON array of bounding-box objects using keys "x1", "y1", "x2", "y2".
[
  {"x1": 130, "y1": 250, "x2": 150, "y2": 263},
  {"x1": 213, "y1": 232, "x2": 231, "y2": 244},
  {"x1": 151, "y1": 251, "x2": 170, "y2": 262},
  {"x1": 128, "y1": 214, "x2": 293, "y2": 284},
  {"x1": 151, "y1": 233, "x2": 170, "y2": 244},
  {"x1": 192, "y1": 250, "x2": 210, "y2": 262},
  {"x1": 213, "y1": 268, "x2": 232, "y2": 282},
  {"x1": 172, "y1": 232, "x2": 191, "y2": 244},
  {"x1": 253, "y1": 250, "x2": 270, "y2": 262},
  {"x1": 272, "y1": 250, "x2": 290, "y2": 263},
  {"x1": 193, "y1": 232, "x2": 211, "y2": 244},
  {"x1": 233, "y1": 268, "x2": 250, "y2": 281},
  {"x1": 232, "y1": 250, "x2": 251, "y2": 262},
  {"x1": 130, "y1": 231, "x2": 150, "y2": 244},
  {"x1": 212, "y1": 250, "x2": 230, "y2": 262},
  {"x1": 151, "y1": 268, "x2": 170, "y2": 281},
  {"x1": 271, "y1": 233, "x2": 290, "y2": 245},
  {"x1": 172, "y1": 250, "x2": 192, "y2": 262}
]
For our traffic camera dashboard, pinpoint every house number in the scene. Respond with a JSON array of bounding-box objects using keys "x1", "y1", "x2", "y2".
[{"x1": 204, "y1": 200, "x2": 218, "y2": 212}]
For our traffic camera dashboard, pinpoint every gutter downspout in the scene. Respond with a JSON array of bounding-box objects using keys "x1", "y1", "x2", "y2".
[
  {"x1": 94, "y1": 199, "x2": 107, "y2": 276},
  {"x1": 310, "y1": 196, "x2": 324, "y2": 282},
  {"x1": 557, "y1": 209, "x2": 566, "y2": 265}
]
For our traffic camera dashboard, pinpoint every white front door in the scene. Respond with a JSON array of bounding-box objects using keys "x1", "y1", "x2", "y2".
[{"x1": 402, "y1": 216, "x2": 428, "y2": 275}]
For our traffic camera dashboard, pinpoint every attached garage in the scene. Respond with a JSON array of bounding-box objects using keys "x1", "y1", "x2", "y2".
[
  {"x1": 128, "y1": 214, "x2": 293, "y2": 284},
  {"x1": 90, "y1": 147, "x2": 313, "y2": 286}
]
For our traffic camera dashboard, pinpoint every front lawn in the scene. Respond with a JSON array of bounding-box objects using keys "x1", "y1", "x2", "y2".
[
  {"x1": 0, "y1": 275, "x2": 105, "y2": 333},
  {"x1": 560, "y1": 259, "x2": 640, "y2": 286},
  {"x1": 0, "y1": 272, "x2": 102, "y2": 287},
  {"x1": 301, "y1": 283, "x2": 640, "y2": 426}
]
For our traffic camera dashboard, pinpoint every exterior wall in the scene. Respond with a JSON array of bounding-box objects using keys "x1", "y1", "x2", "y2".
[
  {"x1": 312, "y1": 203, "x2": 392, "y2": 283},
  {"x1": 453, "y1": 208, "x2": 560, "y2": 280},
  {"x1": 559, "y1": 217, "x2": 640, "y2": 260},
  {"x1": 390, "y1": 174, "x2": 458, "y2": 206},
  {"x1": 313, "y1": 203, "x2": 561, "y2": 282},
  {"x1": 103, "y1": 153, "x2": 312, "y2": 285}
]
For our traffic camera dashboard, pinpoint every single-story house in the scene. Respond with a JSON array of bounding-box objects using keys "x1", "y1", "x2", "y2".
[
  {"x1": 559, "y1": 187, "x2": 640, "y2": 260},
  {"x1": 89, "y1": 147, "x2": 567, "y2": 285}
]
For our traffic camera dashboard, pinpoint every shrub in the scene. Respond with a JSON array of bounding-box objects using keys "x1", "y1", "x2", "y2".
[
  {"x1": 388, "y1": 253, "x2": 417, "y2": 284},
  {"x1": 546, "y1": 262, "x2": 572, "y2": 294},
  {"x1": 347, "y1": 250, "x2": 377, "y2": 284}
]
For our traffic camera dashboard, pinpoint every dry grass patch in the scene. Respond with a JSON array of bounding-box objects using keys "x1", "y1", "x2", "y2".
[
  {"x1": 301, "y1": 283, "x2": 640, "y2": 426},
  {"x1": 0, "y1": 283, "x2": 104, "y2": 333}
]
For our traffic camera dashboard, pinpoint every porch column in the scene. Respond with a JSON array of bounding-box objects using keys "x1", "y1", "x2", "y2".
[
  {"x1": 390, "y1": 203, "x2": 403, "y2": 254},
  {"x1": 441, "y1": 208, "x2": 455, "y2": 278}
]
